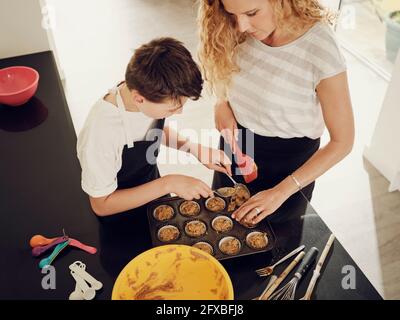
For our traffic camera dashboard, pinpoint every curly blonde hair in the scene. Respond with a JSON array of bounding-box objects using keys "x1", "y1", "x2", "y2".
[{"x1": 198, "y1": 0, "x2": 336, "y2": 98}]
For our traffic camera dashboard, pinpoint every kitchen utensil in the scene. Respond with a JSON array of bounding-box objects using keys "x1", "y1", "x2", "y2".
[
  {"x1": 269, "y1": 247, "x2": 319, "y2": 300},
  {"x1": 225, "y1": 173, "x2": 252, "y2": 195},
  {"x1": 225, "y1": 173, "x2": 240, "y2": 187},
  {"x1": 256, "y1": 275, "x2": 277, "y2": 300},
  {"x1": 224, "y1": 173, "x2": 251, "y2": 194},
  {"x1": 224, "y1": 173, "x2": 252, "y2": 202},
  {"x1": 259, "y1": 251, "x2": 305, "y2": 300},
  {"x1": 69, "y1": 261, "x2": 86, "y2": 300},
  {"x1": 231, "y1": 139, "x2": 258, "y2": 183},
  {"x1": 69, "y1": 261, "x2": 103, "y2": 290},
  {"x1": 68, "y1": 238, "x2": 97, "y2": 254},
  {"x1": 256, "y1": 244, "x2": 305, "y2": 276},
  {"x1": 212, "y1": 183, "x2": 238, "y2": 198},
  {"x1": 38, "y1": 240, "x2": 70, "y2": 268},
  {"x1": 69, "y1": 283, "x2": 85, "y2": 300},
  {"x1": 112, "y1": 245, "x2": 234, "y2": 300},
  {"x1": 71, "y1": 270, "x2": 96, "y2": 300},
  {"x1": 212, "y1": 188, "x2": 231, "y2": 198},
  {"x1": 146, "y1": 195, "x2": 276, "y2": 261},
  {"x1": 0, "y1": 66, "x2": 39, "y2": 106},
  {"x1": 266, "y1": 275, "x2": 278, "y2": 290},
  {"x1": 30, "y1": 234, "x2": 59, "y2": 248},
  {"x1": 31, "y1": 236, "x2": 69, "y2": 257},
  {"x1": 300, "y1": 234, "x2": 335, "y2": 300}
]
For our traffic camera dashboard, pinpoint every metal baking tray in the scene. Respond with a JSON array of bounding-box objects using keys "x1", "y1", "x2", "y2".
[{"x1": 146, "y1": 192, "x2": 276, "y2": 261}]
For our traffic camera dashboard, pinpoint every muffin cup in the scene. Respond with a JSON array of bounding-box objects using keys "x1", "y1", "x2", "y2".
[
  {"x1": 157, "y1": 225, "x2": 180, "y2": 242},
  {"x1": 184, "y1": 220, "x2": 207, "y2": 238},
  {"x1": 205, "y1": 197, "x2": 226, "y2": 212},
  {"x1": 239, "y1": 219, "x2": 259, "y2": 229},
  {"x1": 179, "y1": 200, "x2": 201, "y2": 217},
  {"x1": 211, "y1": 216, "x2": 233, "y2": 233},
  {"x1": 234, "y1": 184, "x2": 251, "y2": 207},
  {"x1": 216, "y1": 187, "x2": 236, "y2": 198},
  {"x1": 153, "y1": 205, "x2": 175, "y2": 221},
  {"x1": 192, "y1": 241, "x2": 214, "y2": 255},
  {"x1": 218, "y1": 236, "x2": 242, "y2": 256},
  {"x1": 246, "y1": 231, "x2": 269, "y2": 249}
]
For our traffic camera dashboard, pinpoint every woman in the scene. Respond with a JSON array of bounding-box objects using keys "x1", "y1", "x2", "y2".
[{"x1": 198, "y1": 0, "x2": 355, "y2": 224}]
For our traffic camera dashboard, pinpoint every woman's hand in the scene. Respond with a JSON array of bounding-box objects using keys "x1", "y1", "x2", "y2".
[
  {"x1": 231, "y1": 188, "x2": 288, "y2": 224},
  {"x1": 190, "y1": 143, "x2": 232, "y2": 176},
  {"x1": 215, "y1": 100, "x2": 238, "y2": 153},
  {"x1": 164, "y1": 174, "x2": 214, "y2": 200}
]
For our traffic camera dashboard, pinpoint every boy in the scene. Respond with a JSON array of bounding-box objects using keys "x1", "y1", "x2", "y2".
[{"x1": 77, "y1": 37, "x2": 231, "y2": 216}]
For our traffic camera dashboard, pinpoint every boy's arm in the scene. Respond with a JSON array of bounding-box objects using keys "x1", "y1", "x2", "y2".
[
  {"x1": 162, "y1": 126, "x2": 211, "y2": 158},
  {"x1": 162, "y1": 126, "x2": 232, "y2": 175},
  {"x1": 162, "y1": 126, "x2": 192, "y2": 153},
  {"x1": 89, "y1": 174, "x2": 213, "y2": 217},
  {"x1": 89, "y1": 176, "x2": 170, "y2": 216}
]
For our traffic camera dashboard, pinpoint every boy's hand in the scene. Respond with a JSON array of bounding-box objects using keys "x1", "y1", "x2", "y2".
[
  {"x1": 164, "y1": 175, "x2": 214, "y2": 200},
  {"x1": 190, "y1": 143, "x2": 232, "y2": 176}
]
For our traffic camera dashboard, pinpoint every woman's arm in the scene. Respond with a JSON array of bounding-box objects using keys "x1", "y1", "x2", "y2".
[
  {"x1": 233, "y1": 72, "x2": 355, "y2": 223},
  {"x1": 276, "y1": 72, "x2": 355, "y2": 198},
  {"x1": 214, "y1": 100, "x2": 239, "y2": 153}
]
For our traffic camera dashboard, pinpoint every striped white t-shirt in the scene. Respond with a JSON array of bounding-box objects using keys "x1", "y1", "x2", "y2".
[{"x1": 228, "y1": 22, "x2": 347, "y2": 139}]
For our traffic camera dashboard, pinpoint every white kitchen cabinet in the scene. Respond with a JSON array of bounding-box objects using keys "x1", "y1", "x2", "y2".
[{"x1": 364, "y1": 51, "x2": 400, "y2": 192}]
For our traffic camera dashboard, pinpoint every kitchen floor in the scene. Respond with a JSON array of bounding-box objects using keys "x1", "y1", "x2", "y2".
[{"x1": 46, "y1": 0, "x2": 400, "y2": 299}]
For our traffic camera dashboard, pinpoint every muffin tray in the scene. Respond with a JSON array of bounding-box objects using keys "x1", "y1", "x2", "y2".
[{"x1": 146, "y1": 195, "x2": 276, "y2": 261}]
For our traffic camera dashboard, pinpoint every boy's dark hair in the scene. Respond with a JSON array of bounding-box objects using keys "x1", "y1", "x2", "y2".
[{"x1": 125, "y1": 37, "x2": 203, "y2": 103}]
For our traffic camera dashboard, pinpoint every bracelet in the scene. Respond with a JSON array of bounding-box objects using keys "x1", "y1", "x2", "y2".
[{"x1": 289, "y1": 174, "x2": 302, "y2": 191}]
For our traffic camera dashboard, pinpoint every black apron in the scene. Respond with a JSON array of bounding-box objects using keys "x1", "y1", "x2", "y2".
[
  {"x1": 98, "y1": 85, "x2": 165, "y2": 277},
  {"x1": 212, "y1": 122, "x2": 320, "y2": 223}
]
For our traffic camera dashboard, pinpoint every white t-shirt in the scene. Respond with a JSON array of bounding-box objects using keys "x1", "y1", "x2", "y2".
[
  {"x1": 228, "y1": 22, "x2": 347, "y2": 139},
  {"x1": 77, "y1": 89, "x2": 156, "y2": 197}
]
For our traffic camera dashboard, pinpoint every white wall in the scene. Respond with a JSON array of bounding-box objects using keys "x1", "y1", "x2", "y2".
[
  {"x1": 0, "y1": 0, "x2": 63, "y2": 78},
  {"x1": 0, "y1": 0, "x2": 51, "y2": 59}
]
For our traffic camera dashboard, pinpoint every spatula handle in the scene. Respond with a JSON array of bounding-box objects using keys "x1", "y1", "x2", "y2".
[{"x1": 294, "y1": 247, "x2": 319, "y2": 279}]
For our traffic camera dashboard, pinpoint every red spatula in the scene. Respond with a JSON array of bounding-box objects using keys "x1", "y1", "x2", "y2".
[{"x1": 232, "y1": 138, "x2": 258, "y2": 183}]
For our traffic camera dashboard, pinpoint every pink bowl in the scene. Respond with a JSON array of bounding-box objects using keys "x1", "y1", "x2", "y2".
[{"x1": 0, "y1": 66, "x2": 39, "y2": 106}]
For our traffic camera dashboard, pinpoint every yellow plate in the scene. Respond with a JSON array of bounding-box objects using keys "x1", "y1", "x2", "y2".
[{"x1": 112, "y1": 245, "x2": 234, "y2": 300}]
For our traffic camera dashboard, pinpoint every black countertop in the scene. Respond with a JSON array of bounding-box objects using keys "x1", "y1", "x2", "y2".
[{"x1": 0, "y1": 51, "x2": 382, "y2": 300}]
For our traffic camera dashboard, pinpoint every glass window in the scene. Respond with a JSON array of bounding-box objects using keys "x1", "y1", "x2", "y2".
[{"x1": 335, "y1": 0, "x2": 400, "y2": 76}]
